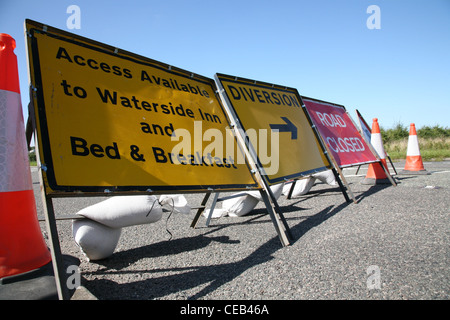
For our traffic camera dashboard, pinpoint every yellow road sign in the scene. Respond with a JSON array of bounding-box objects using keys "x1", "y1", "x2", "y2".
[
  {"x1": 215, "y1": 73, "x2": 331, "y2": 184},
  {"x1": 26, "y1": 20, "x2": 258, "y2": 194}
]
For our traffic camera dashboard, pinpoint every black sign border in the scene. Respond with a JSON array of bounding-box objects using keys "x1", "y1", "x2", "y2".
[{"x1": 26, "y1": 20, "x2": 258, "y2": 195}]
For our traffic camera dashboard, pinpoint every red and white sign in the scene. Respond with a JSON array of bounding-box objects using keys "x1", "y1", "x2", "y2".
[
  {"x1": 303, "y1": 98, "x2": 378, "y2": 167},
  {"x1": 355, "y1": 109, "x2": 372, "y2": 144}
]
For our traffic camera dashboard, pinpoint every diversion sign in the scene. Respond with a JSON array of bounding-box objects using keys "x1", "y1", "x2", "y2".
[
  {"x1": 215, "y1": 73, "x2": 331, "y2": 184},
  {"x1": 25, "y1": 20, "x2": 258, "y2": 194},
  {"x1": 302, "y1": 97, "x2": 378, "y2": 168}
]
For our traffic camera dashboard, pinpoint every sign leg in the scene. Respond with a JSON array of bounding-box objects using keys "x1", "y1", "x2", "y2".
[
  {"x1": 205, "y1": 192, "x2": 220, "y2": 227},
  {"x1": 190, "y1": 191, "x2": 212, "y2": 228},
  {"x1": 387, "y1": 155, "x2": 397, "y2": 175},
  {"x1": 265, "y1": 185, "x2": 293, "y2": 241},
  {"x1": 287, "y1": 180, "x2": 297, "y2": 200},
  {"x1": 379, "y1": 161, "x2": 397, "y2": 186},
  {"x1": 41, "y1": 196, "x2": 69, "y2": 300},
  {"x1": 32, "y1": 101, "x2": 68, "y2": 300},
  {"x1": 332, "y1": 168, "x2": 351, "y2": 203},
  {"x1": 259, "y1": 189, "x2": 290, "y2": 247}
]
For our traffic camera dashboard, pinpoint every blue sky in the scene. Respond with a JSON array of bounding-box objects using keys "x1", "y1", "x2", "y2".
[{"x1": 1, "y1": 0, "x2": 449, "y2": 129}]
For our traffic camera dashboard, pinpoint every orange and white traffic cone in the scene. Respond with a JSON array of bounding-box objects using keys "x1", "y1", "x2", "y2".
[
  {"x1": 361, "y1": 118, "x2": 391, "y2": 185},
  {"x1": 0, "y1": 34, "x2": 52, "y2": 281},
  {"x1": 401, "y1": 123, "x2": 429, "y2": 175}
]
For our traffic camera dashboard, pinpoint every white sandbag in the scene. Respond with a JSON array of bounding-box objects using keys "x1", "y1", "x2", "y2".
[
  {"x1": 72, "y1": 219, "x2": 121, "y2": 261},
  {"x1": 282, "y1": 178, "x2": 316, "y2": 197},
  {"x1": 246, "y1": 182, "x2": 284, "y2": 201},
  {"x1": 312, "y1": 169, "x2": 337, "y2": 185},
  {"x1": 203, "y1": 193, "x2": 260, "y2": 219},
  {"x1": 222, "y1": 194, "x2": 259, "y2": 217},
  {"x1": 203, "y1": 183, "x2": 284, "y2": 219},
  {"x1": 76, "y1": 195, "x2": 163, "y2": 228},
  {"x1": 159, "y1": 194, "x2": 191, "y2": 214}
]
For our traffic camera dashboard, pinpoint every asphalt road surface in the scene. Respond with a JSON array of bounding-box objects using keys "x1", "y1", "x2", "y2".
[{"x1": 33, "y1": 160, "x2": 449, "y2": 300}]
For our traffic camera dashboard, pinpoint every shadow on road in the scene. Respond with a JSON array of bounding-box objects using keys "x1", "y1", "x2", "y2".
[{"x1": 82, "y1": 183, "x2": 391, "y2": 299}]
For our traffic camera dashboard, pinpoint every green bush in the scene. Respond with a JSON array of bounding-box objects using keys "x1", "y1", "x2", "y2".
[
  {"x1": 380, "y1": 122, "x2": 409, "y2": 143},
  {"x1": 381, "y1": 123, "x2": 449, "y2": 143},
  {"x1": 417, "y1": 125, "x2": 450, "y2": 139},
  {"x1": 381, "y1": 123, "x2": 450, "y2": 161}
]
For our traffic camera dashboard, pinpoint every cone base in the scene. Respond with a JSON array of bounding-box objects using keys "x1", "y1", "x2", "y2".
[
  {"x1": 400, "y1": 169, "x2": 430, "y2": 175},
  {"x1": 0, "y1": 261, "x2": 57, "y2": 300},
  {"x1": 0, "y1": 190, "x2": 52, "y2": 278},
  {"x1": 364, "y1": 161, "x2": 389, "y2": 181},
  {"x1": 403, "y1": 155, "x2": 426, "y2": 172},
  {"x1": 361, "y1": 177, "x2": 391, "y2": 185}
]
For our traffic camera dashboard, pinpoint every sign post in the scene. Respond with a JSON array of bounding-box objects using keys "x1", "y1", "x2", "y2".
[
  {"x1": 213, "y1": 80, "x2": 294, "y2": 245},
  {"x1": 214, "y1": 73, "x2": 337, "y2": 243}
]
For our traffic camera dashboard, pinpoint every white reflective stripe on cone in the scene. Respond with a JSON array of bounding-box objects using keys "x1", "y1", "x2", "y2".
[
  {"x1": 406, "y1": 135, "x2": 421, "y2": 156},
  {"x1": 0, "y1": 89, "x2": 32, "y2": 193},
  {"x1": 370, "y1": 132, "x2": 386, "y2": 159}
]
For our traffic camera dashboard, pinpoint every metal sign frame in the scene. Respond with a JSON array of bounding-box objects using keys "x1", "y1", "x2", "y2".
[
  {"x1": 213, "y1": 73, "x2": 355, "y2": 204},
  {"x1": 214, "y1": 73, "x2": 332, "y2": 184},
  {"x1": 24, "y1": 20, "x2": 295, "y2": 299},
  {"x1": 302, "y1": 96, "x2": 379, "y2": 168},
  {"x1": 25, "y1": 20, "x2": 259, "y2": 196},
  {"x1": 301, "y1": 97, "x2": 396, "y2": 192}
]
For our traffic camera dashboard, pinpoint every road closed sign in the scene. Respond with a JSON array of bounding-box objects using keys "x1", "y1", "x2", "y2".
[
  {"x1": 302, "y1": 97, "x2": 378, "y2": 167},
  {"x1": 25, "y1": 20, "x2": 258, "y2": 194},
  {"x1": 214, "y1": 73, "x2": 330, "y2": 184}
]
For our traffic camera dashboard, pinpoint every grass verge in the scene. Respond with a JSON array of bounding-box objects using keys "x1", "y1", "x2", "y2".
[{"x1": 385, "y1": 137, "x2": 450, "y2": 161}]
